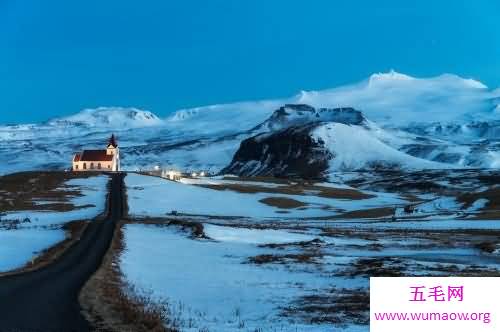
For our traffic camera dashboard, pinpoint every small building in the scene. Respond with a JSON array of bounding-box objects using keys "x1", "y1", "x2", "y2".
[
  {"x1": 161, "y1": 169, "x2": 181, "y2": 181},
  {"x1": 72, "y1": 134, "x2": 120, "y2": 172}
]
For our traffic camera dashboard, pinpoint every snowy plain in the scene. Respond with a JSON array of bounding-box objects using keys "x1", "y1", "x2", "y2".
[
  {"x1": 120, "y1": 218, "x2": 500, "y2": 331},
  {"x1": 121, "y1": 172, "x2": 500, "y2": 331},
  {"x1": 0, "y1": 175, "x2": 109, "y2": 272},
  {"x1": 126, "y1": 173, "x2": 405, "y2": 219},
  {"x1": 120, "y1": 223, "x2": 367, "y2": 332}
]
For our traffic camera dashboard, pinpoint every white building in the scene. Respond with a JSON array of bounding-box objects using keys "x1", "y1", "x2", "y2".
[{"x1": 72, "y1": 134, "x2": 120, "y2": 172}]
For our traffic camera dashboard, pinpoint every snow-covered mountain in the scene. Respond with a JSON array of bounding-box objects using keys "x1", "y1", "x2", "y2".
[
  {"x1": 47, "y1": 107, "x2": 164, "y2": 128},
  {"x1": 294, "y1": 71, "x2": 497, "y2": 126},
  {"x1": 223, "y1": 105, "x2": 448, "y2": 177},
  {"x1": 0, "y1": 71, "x2": 499, "y2": 177}
]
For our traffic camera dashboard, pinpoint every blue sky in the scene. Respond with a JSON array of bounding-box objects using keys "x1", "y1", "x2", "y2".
[{"x1": 1, "y1": 0, "x2": 499, "y2": 124}]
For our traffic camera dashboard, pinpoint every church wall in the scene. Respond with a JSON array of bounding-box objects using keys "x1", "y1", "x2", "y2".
[{"x1": 73, "y1": 160, "x2": 114, "y2": 171}]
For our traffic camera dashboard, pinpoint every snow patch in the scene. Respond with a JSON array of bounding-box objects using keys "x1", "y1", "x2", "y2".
[
  {"x1": 312, "y1": 123, "x2": 447, "y2": 171},
  {"x1": 466, "y1": 198, "x2": 489, "y2": 212},
  {"x1": 0, "y1": 228, "x2": 65, "y2": 272},
  {"x1": 204, "y1": 224, "x2": 316, "y2": 244}
]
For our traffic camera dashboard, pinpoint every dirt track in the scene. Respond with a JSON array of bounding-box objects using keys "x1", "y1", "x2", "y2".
[{"x1": 0, "y1": 172, "x2": 124, "y2": 332}]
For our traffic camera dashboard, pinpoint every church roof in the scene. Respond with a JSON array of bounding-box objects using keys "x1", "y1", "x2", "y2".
[{"x1": 79, "y1": 150, "x2": 114, "y2": 162}]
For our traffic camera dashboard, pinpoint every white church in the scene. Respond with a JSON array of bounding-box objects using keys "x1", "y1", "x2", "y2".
[{"x1": 72, "y1": 134, "x2": 121, "y2": 172}]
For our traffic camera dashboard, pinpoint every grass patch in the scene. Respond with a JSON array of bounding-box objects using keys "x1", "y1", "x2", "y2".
[
  {"x1": 339, "y1": 257, "x2": 406, "y2": 277},
  {"x1": 127, "y1": 217, "x2": 207, "y2": 239},
  {"x1": 474, "y1": 241, "x2": 498, "y2": 253},
  {"x1": 259, "y1": 197, "x2": 307, "y2": 209},
  {"x1": 197, "y1": 182, "x2": 373, "y2": 200},
  {"x1": 458, "y1": 187, "x2": 500, "y2": 209},
  {"x1": 331, "y1": 207, "x2": 395, "y2": 219},
  {"x1": 259, "y1": 238, "x2": 325, "y2": 249},
  {"x1": 247, "y1": 252, "x2": 323, "y2": 265},
  {"x1": 281, "y1": 287, "x2": 369, "y2": 326}
]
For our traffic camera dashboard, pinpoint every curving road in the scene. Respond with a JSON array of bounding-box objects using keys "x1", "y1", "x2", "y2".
[{"x1": 0, "y1": 172, "x2": 124, "y2": 332}]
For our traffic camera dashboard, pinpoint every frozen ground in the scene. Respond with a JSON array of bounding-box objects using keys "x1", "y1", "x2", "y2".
[
  {"x1": 120, "y1": 220, "x2": 500, "y2": 332},
  {"x1": 121, "y1": 171, "x2": 500, "y2": 331},
  {"x1": 126, "y1": 173, "x2": 404, "y2": 219},
  {"x1": 1, "y1": 176, "x2": 109, "y2": 227},
  {"x1": 0, "y1": 174, "x2": 109, "y2": 272},
  {"x1": 120, "y1": 223, "x2": 367, "y2": 332},
  {"x1": 0, "y1": 228, "x2": 65, "y2": 272}
]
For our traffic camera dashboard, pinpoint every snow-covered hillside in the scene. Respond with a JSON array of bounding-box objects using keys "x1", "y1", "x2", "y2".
[
  {"x1": 312, "y1": 123, "x2": 447, "y2": 171},
  {"x1": 0, "y1": 71, "x2": 499, "y2": 175}
]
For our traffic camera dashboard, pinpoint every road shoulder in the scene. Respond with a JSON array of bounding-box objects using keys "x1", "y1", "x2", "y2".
[{"x1": 80, "y1": 219, "x2": 175, "y2": 332}]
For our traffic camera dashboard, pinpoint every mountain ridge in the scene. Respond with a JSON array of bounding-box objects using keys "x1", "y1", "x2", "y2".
[{"x1": 47, "y1": 107, "x2": 164, "y2": 128}]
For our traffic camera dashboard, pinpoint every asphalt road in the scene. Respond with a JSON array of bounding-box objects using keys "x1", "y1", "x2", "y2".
[{"x1": 0, "y1": 172, "x2": 124, "y2": 332}]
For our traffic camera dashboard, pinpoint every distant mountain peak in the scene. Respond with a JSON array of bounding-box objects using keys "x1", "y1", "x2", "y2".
[
  {"x1": 252, "y1": 104, "x2": 367, "y2": 132},
  {"x1": 368, "y1": 70, "x2": 415, "y2": 85},
  {"x1": 366, "y1": 70, "x2": 488, "y2": 90},
  {"x1": 48, "y1": 107, "x2": 164, "y2": 128}
]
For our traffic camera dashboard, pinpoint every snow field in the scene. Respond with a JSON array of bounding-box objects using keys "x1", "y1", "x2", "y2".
[
  {"x1": 126, "y1": 173, "x2": 405, "y2": 219},
  {"x1": 0, "y1": 175, "x2": 109, "y2": 272}
]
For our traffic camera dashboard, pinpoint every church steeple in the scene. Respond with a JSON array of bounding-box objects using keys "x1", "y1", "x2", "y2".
[{"x1": 108, "y1": 134, "x2": 118, "y2": 148}]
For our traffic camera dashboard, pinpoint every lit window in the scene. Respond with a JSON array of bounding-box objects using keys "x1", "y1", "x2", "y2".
[{"x1": 83, "y1": 163, "x2": 87, "y2": 169}]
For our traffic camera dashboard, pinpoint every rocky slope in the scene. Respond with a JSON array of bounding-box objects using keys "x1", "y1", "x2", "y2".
[{"x1": 222, "y1": 124, "x2": 332, "y2": 178}]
